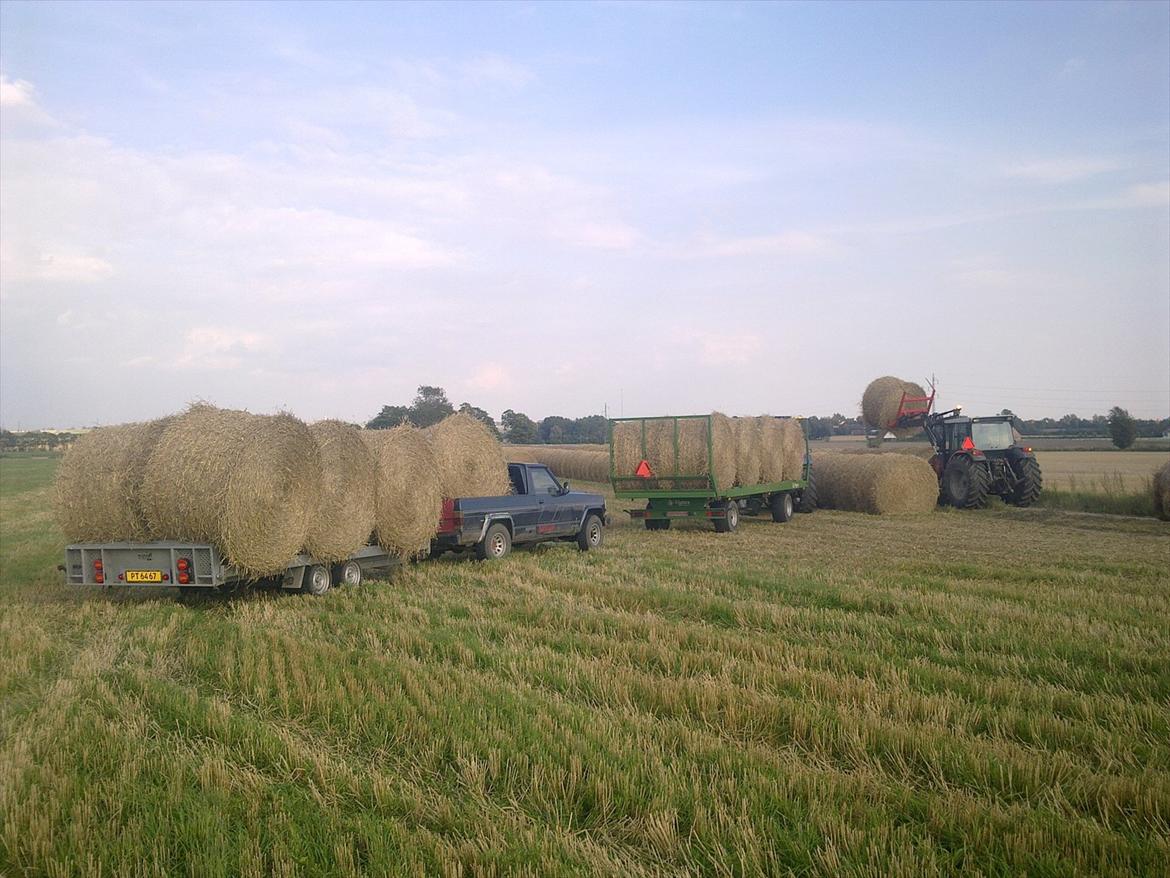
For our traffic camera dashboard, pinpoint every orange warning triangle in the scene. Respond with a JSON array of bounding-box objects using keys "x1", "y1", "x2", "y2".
[{"x1": 635, "y1": 460, "x2": 654, "y2": 478}]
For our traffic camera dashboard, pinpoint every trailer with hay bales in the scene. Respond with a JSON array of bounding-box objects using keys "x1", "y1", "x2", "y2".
[{"x1": 609, "y1": 413, "x2": 812, "y2": 532}]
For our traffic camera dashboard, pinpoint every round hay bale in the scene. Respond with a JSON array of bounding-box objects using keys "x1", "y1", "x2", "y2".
[
  {"x1": 733, "y1": 417, "x2": 762, "y2": 487},
  {"x1": 861, "y1": 376, "x2": 927, "y2": 439},
  {"x1": 510, "y1": 447, "x2": 610, "y2": 483},
  {"x1": 779, "y1": 419, "x2": 806, "y2": 481},
  {"x1": 141, "y1": 405, "x2": 320, "y2": 577},
  {"x1": 757, "y1": 417, "x2": 785, "y2": 482},
  {"x1": 811, "y1": 451, "x2": 938, "y2": 514},
  {"x1": 1154, "y1": 460, "x2": 1170, "y2": 521},
  {"x1": 362, "y1": 425, "x2": 443, "y2": 558},
  {"x1": 612, "y1": 419, "x2": 676, "y2": 476},
  {"x1": 709, "y1": 412, "x2": 736, "y2": 491},
  {"x1": 611, "y1": 421, "x2": 642, "y2": 477},
  {"x1": 54, "y1": 417, "x2": 173, "y2": 542},
  {"x1": 425, "y1": 413, "x2": 511, "y2": 498},
  {"x1": 305, "y1": 420, "x2": 376, "y2": 562}
]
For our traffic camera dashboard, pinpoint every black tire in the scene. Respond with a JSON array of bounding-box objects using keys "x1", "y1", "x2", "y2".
[
  {"x1": 645, "y1": 518, "x2": 671, "y2": 531},
  {"x1": 713, "y1": 500, "x2": 739, "y2": 533},
  {"x1": 771, "y1": 492, "x2": 794, "y2": 523},
  {"x1": 475, "y1": 523, "x2": 512, "y2": 561},
  {"x1": 943, "y1": 456, "x2": 990, "y2": 509},
  {"x1": 333, "y1": 560, "x2": 362, "y2": 588},
  {"x1": 1011, "y1": 457, "x2": 1043, "y2": 507},
  {"x1": 797, "y1": 470, "x2": 817, "y2": 513},
  {"x1": 576, "y1": 514, "x2": 604, "y2": 551},
  {"x1": 302, "y1": 564, "x2": 332, "y2": 596}
]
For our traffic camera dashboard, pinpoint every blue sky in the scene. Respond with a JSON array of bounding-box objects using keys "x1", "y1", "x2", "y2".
[{"x1": 2, "y1": 0, "x2": 1167, "y2": 428}]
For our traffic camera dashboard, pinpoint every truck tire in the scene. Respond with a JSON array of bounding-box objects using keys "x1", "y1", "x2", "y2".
[
  {"x1": 475, "y1": 523, "x2": 512, "y2": 561},
  {"x1": 302, "y1": 564, "x2": 332, "y2": 596},
  {"x1": 797, "y1": 471, "x2": 817, "y2": 513},
  {"x1": 645, "y1": 518, "x2": 670, "y2": 531},
  {"x1": 576, "y1": 514, "x2": 604, "y2": 551},
  {"x1": 713, "y1": 500, "x2": 739, "y2": 533},
  {"x1": 943, "y1": 456, "x2": 990, "y2": 509},
  {"x1": 771, "y1": 492, "x2": 794, "y2": 522},
  {"x1": 333, "y1": 560, "x2": 362, "y2": 588},
  {"x1": 1011, "y1": 458, "x2": 1043, "y2": 507}
]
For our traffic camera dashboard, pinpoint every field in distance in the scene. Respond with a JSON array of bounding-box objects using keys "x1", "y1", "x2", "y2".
[{"x1": 1, "y1": 455, "x2": 1168, "y2": 876}]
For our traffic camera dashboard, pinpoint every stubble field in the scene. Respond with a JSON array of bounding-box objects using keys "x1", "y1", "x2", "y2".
[{"x1": 1, "y1": 456, "x2": 1168, "y2": 877}]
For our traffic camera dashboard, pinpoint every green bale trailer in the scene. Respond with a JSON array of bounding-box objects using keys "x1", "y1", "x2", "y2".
[{"x1": 608, "y1": 414, "x2": 815, "y2": 532}]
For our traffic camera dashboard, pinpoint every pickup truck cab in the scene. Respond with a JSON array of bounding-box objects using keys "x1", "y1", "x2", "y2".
[{"x1": 432, "y1": 462, "x2": 608, "y2": 560}]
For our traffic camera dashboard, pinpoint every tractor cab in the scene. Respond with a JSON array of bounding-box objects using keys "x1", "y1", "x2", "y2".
[{"x1": 936, "y1": 415, "x2": 1018, "y2": 458}]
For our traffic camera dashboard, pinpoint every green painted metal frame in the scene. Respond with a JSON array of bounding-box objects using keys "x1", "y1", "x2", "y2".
[{"x1": 608, "y1": 414, "x2": 810, "y2": 515}]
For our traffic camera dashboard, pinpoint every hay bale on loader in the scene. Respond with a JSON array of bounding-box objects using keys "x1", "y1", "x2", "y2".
[
  {"x1": 862, "y1": 376, "x2": 927, "y2": 439},
  {"x1": 305, "y1": 420, "x2": 377, "y2": 562},
  {"x1": 425, "y1": 413, "x2": 511, "y2": 498},
  {"x1": 362, "y1": 425, "x2": 444, "y2": 558},
  {"x1": 811, "y1": 451, "x2": 938, "y2": 514},
  {"x1": 733, "y1": 417, "x2": 762, "y2": 487},
  {"x1": 141, "y1": 405, "x2": 320, "y2": 577},
  {"x1": 54, "y1": 417, "x2": 174, "y2": 542},
  {"x1": 1154, "y1": 460, "x2": 1170, "y2": 521}
]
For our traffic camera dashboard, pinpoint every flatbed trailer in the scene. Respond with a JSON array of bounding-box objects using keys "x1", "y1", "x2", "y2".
[
  {"x1": 609, "y1": 414, "x2": 813, "y2": 532},
  {"x1": 63, "y1": 541, "x2": 397, "y2": 597}
]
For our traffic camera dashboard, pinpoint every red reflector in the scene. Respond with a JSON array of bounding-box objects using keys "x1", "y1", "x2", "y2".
[
  {"x1": 163, "y1": 573, "x2": 170, "y2": 581},
  {"x1": 117, "y1": 574, "x2": 124, "y2": 581},
  {"x1": 177, "y1": 558, "x2": 190, "y2": 571},
  {"x1": 178, "y1": 572, "x2": 190, "y2": 584},
  {"x1": 635, "y1": 460, "x2": 654, "y2": 478}
]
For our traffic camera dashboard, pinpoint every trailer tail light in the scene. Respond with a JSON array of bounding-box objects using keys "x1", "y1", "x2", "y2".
[
  {"x1": 93, "y1": 558, "x2": 104, "y2": 584},
  {"x1": 437, "y1": 499, "x2": 462, "y2": 535},
  {"x1": 177, "y1": 558, "x2": 190, "y2": 572},
  {"x1": 178, "y1": 572, "x2": 190, "y2": 585}
]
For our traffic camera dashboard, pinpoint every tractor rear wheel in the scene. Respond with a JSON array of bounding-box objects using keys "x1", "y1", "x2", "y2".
[
  {"x1": 943, "y1": 456, "x2": 990, "y2": 509},
  {"x1": 797, "y1": 471, "x2": 816, "y2": 513},
  {"x1": 1011, "y1": 458, "x2": 1043, "y2": 507}
]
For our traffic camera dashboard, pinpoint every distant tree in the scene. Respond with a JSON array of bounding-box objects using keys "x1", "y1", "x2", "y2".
[
  {"x1": 501, "y1": 409, "x2": 538, "y2": 444},
  {"x1": 366, "y1": 405, "x2": 409, "y2": 430},
  {"x1": 805, "y1": 416, "x2": 833, "y2": 440},
  {"x1": 409, "y1": 385, "x2": 455, "y2": 428},
  {"x1": 1108, "y1": 406, "x2": 1138, "y2": 449},
  {"x1": 458, "y1": 402, "x2": 500, "y2": 438},
  {"x1": 538, "y1": 416, "x2": 573, "y2": 444},
  {"x1": 574, "y1": 415, "x2": 608, "y2": 444}
]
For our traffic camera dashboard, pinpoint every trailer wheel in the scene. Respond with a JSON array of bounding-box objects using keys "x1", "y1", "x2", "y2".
[
  {"x1": 645, "y1": 518, "x2": 671, "y2": 531},
  {"x1": 713, "y1": 500, "x2": 739, "y2": 533},
  {"x1": 333, "y1": 560, "x2": 362, "y2": 588},
  {"x1": 475, "y1": 523, "x2": 512, "y2": 561},
  {"x1": 576, "y1": 514, "x2": 604, "y2": 551},
  {"x1": 771, "y1": 492, "x2": 794, "y2": 522},
  {"x1": 302, "y1": 564, "x2": 332, "y2": 596}
]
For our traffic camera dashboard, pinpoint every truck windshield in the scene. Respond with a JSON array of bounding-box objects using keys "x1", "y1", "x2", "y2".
[{"x1": 972, "y1": 421, "x2": 1015, "y2": 451}]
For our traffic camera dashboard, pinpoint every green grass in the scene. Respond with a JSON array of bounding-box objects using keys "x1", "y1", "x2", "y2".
[
  {"x1": 1035, "y1": 474, "x2": 1157, "y2": 517},
  {"x1": 2, "y1": 457, "x2": 1169, "y2": 876}
]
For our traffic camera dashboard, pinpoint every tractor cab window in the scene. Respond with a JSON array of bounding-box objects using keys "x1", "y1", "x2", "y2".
[
  {"x1": 947, "y1": 422, "x2": 971, "y2": 451},
  {"x1": 972, "y1": 421, "x2": 1015, "y2": 451}
]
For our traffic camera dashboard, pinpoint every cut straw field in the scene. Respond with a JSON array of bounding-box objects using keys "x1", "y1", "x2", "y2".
[{"x1": 2, "y1": 456, "x2": 1169, "y2": 876}]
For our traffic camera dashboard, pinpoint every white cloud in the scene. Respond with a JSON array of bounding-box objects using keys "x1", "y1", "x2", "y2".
[
  {"x1": 461, "y1": 55, "x2": 534, "y2": 88},
  {"x1": 465, "y1": 363, "x2": 511, "y2": 392},
  {"x1": 692, "y1": 231, "x2": 837, "y2": 259},
  {"x1": 1004, "y1": 157, "x2": 1118, "y2": 184},
  {"x1": 0, "y1": 75, "x2": 35, "y2": 107}
]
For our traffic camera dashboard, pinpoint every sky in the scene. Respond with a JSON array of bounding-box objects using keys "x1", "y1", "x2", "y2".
[{"x1": 1, "y1": 0, "x2": 1168, "y2": 429}]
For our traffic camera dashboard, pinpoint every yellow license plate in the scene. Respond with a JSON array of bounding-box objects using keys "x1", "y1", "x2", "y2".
[{"x1": 125, "y1": 570, "x2": 163, "y2": 583}]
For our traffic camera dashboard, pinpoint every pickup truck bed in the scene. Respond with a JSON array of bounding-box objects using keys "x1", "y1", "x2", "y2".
[{"x1": 432, "y1": 462, "x2": 608, "y2": 560}]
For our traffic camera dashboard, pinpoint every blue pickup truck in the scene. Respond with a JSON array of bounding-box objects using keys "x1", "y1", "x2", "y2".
[{"x1": 432, "y1": 462, "x2": 608, "y2": 560}]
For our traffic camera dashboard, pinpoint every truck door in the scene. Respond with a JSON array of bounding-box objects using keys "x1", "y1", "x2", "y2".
[
  {"x1": 507, "y1": 464, "x2": 540, "y2": 539},
  {"x1": 528, "y1": 466, "x2": 565, "y2": 535}
]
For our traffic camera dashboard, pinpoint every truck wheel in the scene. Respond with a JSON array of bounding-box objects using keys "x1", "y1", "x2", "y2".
[
  {"x1": 771, "y1": 492, "x2": 794, "y2": 522},
  {"x1": 576, "y1": 514, "x2": 604, "y2": 551},
  {"x1": 475, "y1": 523, "x2": 512, "y2": 561},
  {"x1": 1011, "y1": 458, "x2": 1043, "y2": 507},
  {"x1": 302, "y1": 564, "x2": 332, "y2": 596},
  {"x1": 943, "y1": 456, "x2": 990, "y2": 509},
  {"x1": 797, "y1": 471, "x2": 817, "y2": 513},
  {"x1": 333, "y1": 560, "x2": 362, "y2": 588},
  {"x1": 713, "y1": 500, "x2": 739, "y2": 533},
  {"x1": 645, "y1": 518, "x2": 670, "y2": 531}
]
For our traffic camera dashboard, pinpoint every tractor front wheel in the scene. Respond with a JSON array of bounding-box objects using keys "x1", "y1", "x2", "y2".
[
  {"x1": 943, "y1": 456, "x2": 990, "y2": 509},
  {"x1": 797, "y1": 470, "x2": 817, "y2": 513},
  {"x1": 1011, "y1": 458, "x2": 1043, "y2": 507}
]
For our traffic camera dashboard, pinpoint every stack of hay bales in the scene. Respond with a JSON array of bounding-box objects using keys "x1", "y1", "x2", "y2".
[
  {"x1": 861, "y1": 376, "x2": 927, "y2": 439},
  {"x1": 424, "y1": 413, "x2": 511, "y2": 498},
  {"x1": 306, "y1": 420, "x2": 376, "y2": 561},
  {"x1": 811, "y1": 451, "x2": 938, "y2": 514},
  {"x1": 54, "y1": 417, "x2": 174, "y2": 543},
  {"x1": 141, "y1": 405, "x2": 320, "y2": 576},
  {"x1": 1154, "y1": 461, "x2": 1170, "y2": 521},
  {"x1": 509, "y1": 447, "x2": 609, "y2": 483},
  {"x1": 362, "y1": 425, "x2": 443, "y2": 558}
]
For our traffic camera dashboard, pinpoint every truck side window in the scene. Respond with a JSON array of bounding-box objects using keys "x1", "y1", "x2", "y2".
[
  {"x1": 508, "y1": 464, "x2": 526, "y2": 495},
  {"x1": 529, "y1": 467, "x2": 560, "y2": 496}
]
